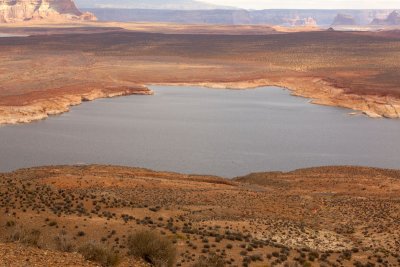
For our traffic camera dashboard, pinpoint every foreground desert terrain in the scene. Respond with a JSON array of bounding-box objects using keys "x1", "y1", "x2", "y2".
[
  {"x1": 1, "y1": 165, "x2": 399, "y2": 266},
  {"x1": 0, "y1": 23, "x2": 400, "y2": 124}
]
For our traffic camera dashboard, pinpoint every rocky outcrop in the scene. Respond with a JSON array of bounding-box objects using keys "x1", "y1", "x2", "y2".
[
  {"x1": 371, "y1": 10, "x2": 400, "y2": 26},
  {"x1": 285, "y1": 16, "x2": 317, "y2": 27},
  {"x1": 157, "y1": 78, "x2": 400, "y2": 119},
  {"x1": 0, "y1": 0, "x2": 97, "y2": 23},
  {"x1": 0, "y1": 86, "x2": 153, "y2": 125},
  {"x1": 298, "y1": 17, "x2": 317, "y2": 27},
  {"x1": 331, "y1": 14, "x2": 357, "y2": 26}
]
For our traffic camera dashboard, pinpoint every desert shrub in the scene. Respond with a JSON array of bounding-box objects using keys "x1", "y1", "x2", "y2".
[
  {"x1": 192, "y1": 253, "x2": 225, "y2": 267},
  {"x1": 6, "y1": 220, "x2": 16, "y2": 227},
  {"x1": 48, "y1": 221, "x2": 58, "y2": 227},
  {"x1": 127, "y1": 230, "x2": 176, "y2": 267},
  {"x1": 8, "y1": 228, "x2": 41, "y2": 247},
  {"x1": 54, "y1": 233, "x2": 74, "y2": 252},
  {"x1": 77, "y1": 231, "x2": 86, "y2": 237},
  {"x1": 284, "y1": 263, "x2": 301, "y2": 267},
  {"x1": 78, "y1": 242, "x2": 120, "y2": 267}
]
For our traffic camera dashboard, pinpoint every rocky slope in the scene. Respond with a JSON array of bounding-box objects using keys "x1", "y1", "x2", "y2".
[
  {"x1": 0, "y1": 0, "x2": 96, "y2": 23},
  {"x1": 0, "y1": 243, "x2": 98, "y2": 267},
  {"x1": 1, "y1": 165, "x2": 400, "y2": 266}
]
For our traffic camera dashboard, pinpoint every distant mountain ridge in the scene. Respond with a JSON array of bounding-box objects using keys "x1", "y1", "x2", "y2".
[
  {"x1": 75, "y1": 0, "x2": 236, "y2": 10},
  {"x1": 82, "y1": 8, "x2": 396, "y2": 27}
]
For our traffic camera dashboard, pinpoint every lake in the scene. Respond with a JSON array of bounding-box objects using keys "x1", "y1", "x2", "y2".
[{"x1": 1, "y1": 85, "x2": 399, "y2": 177}]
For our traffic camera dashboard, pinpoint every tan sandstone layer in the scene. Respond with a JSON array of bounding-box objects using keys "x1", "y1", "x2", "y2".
[
  {"x1": 157, "y1": 77, "x2": 400, "y2": 119},
  {"x1": 0, "y1": 86, "x2": 153, "y2": 125}
]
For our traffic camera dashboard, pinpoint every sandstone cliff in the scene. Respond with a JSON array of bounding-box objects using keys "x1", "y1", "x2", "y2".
[
  {"x1": 331, "y1": 14, "x2": 357, "y2": 26},
  {"x1": 0, "y1": 0, "x2": 96, "y2": 23},
  {"x1": 371, "y1": 10, "x2": 400, "y2": 26},
  {"x1": 285, "y1": 16, "x2": 317, "y2": 27}
]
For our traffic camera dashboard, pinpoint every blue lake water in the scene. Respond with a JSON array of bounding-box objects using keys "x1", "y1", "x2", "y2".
[{"x1": 1, "y1": 85, "x2": 399, "y2": 177}]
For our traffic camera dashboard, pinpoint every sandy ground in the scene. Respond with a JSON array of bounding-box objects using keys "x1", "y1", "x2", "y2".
[{"x1": 0, "y1": 242, "x2": 99, "y2": 267}]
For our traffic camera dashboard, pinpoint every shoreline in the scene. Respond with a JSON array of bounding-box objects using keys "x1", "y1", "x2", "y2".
[
  {"x1": 0, "y1": 86, "x2": 153, "y2": 125},
  {"x1": 154, "y1": 77, "x2": 400, "y2": 119},
  {"x1": 0, "y1": 77, "x2": 399, "y2": 126}
]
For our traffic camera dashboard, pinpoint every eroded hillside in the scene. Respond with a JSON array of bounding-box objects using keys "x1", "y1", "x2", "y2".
[{"x1": 1, "y1": 165, "x2": 399, "y2": 266}]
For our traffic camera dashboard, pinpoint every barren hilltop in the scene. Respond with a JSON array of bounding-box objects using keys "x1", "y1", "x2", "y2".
[{"x1": 1, "y1": 165, "x2": 400, "y2": 266}]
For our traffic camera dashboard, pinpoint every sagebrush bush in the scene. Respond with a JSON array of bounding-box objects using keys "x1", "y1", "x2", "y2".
[
  {"x1": 54, "y1": 233, "x2": 74, "y2": 252},
  {"x1": 127, "y1": 230, "x2": 176, "y2": 267},
  {"x1": 6, "y1": 220, "x2": 16, "y2": 227},
  {"x1": 8, "y1": 228, "x2": 41, "y2": 247},
  {"x1": 78, "y1": 242, "x2": 120, "y2": 267}
]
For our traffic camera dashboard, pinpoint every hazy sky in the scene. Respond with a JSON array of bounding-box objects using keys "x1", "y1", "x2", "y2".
[{"x1": 203, "y1": 0, "x2": 400, "y2": 9}]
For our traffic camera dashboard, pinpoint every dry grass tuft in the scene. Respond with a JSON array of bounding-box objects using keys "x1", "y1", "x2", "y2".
[
  {"x1": 78, "y1": 242, "x2": 121, "y2": 267},
  {"x1": 127, "y1": 230, "x2": 176, "y2": 267},
  {"x1": 7, "y1": 228, "x2": 41, "y2": 247}
]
